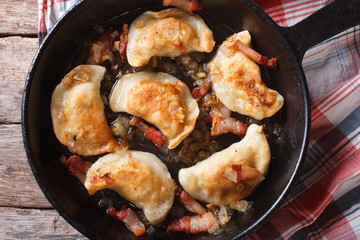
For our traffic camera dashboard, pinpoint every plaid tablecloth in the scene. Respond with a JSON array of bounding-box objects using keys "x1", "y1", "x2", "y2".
[{"x1": 38, "y1": 0, "x2": 360, "y2": 239}]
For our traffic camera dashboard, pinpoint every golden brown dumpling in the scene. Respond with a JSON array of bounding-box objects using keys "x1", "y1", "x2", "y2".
[
  {"x1": 178, "y1": 124, "x2": 270, "y2": 206},
  {"x1": 84, "y1": 150, "x2": 177, "y2": 225},
  {"x1": 208, "y1": 30, "x2": 284, "y2": 120},
  {"x1": 50, "y1": 65, "x2": 117, "y2": 156},
  {"x1": 109, "y1": 72, "x2": 199, "y2": 149},
  {"x1": 127, "y1": 8, "x2": 215, "y2": 67}
]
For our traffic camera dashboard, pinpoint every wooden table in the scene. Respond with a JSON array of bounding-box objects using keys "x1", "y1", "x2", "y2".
[{"x1": 0, "y1": 1, "x2": 86, "y2": 238}]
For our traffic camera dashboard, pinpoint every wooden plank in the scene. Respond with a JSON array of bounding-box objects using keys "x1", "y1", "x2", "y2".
[
  {"x1": 0, "y1": 36, "x2": 38, "y2": 123},
  {"x1": 0, "y1": 207, "x2": 87, "y2": 239},
  {"x1": 0, "y1": 0, "x2": 38, "y2": 35},
  {"x1": 0, "y1": 124, "x2": 51, "y2": 208}
]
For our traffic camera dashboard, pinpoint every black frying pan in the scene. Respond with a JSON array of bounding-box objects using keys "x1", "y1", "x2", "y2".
[{"x1": 22, "y1": 0, "x2": 360, "y2": 239}]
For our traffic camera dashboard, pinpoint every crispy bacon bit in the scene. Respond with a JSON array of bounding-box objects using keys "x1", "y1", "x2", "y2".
[
  {"x1": 86, "y1": 29, "x2": 119, "y2": 64},
  {"x1": 107, "y1": 204, "x2": 118, "y2": 217},
  {"x1": 239, "y1": 165, "x2": 265, "y2": 188},
  {"x1": 60, "y1": 155, "x2": 92, "y2": 184},
  {"x1": 232, "y1": 164, "x2": 243, "y2": 177},
  {"x1": 221, "y1": 164, "x2": 264, "y2": 188},
  {"x1": 167, "y1": 212, "x2": 219, "y2": 234},
  {"x1": 145, "y1": 127, "x2": 167, "y2": 148},
  {"x1": 169, "y1": 186, "x2": 220, "y2": 234},
  {"x1": 192, "y1": 74, "x2": 211, "y2": 100},
  {"x1": 168, "y1": 216, "x2": 191, "y2": 233},
  {"x1": 235, "y1": 40, "x2": 277, "y2": 68},
  {"x1": 163, "y1": 0, "x2": 201, "y2": 15},
  {"x1": 129, "y1": 116, "x2": 167, "y2": 148},
  {"x1": 107, "y1": 205, "x2": 146, "y2": 237},
  {"x1": 221, "y1": 164, "x2": 242, "y2": 183},
  {"x1": 118, "y1": 40, "x2": 127, "y2": 62},
  {"x1": 114, "y1": 23, "x2": 129, "y2": 62},
  {"x1": 191, "y1": 87, "x2": 203, "y2": 100},
  {"x1": 169, "y1": 187, "x2": 219, "y2": 234},
  {"x1": 176, "y1": 187, "x2": 206, "y2": 215},
  {"x1": 210, "y1": 117, "x2": 248, "y2": 137}
]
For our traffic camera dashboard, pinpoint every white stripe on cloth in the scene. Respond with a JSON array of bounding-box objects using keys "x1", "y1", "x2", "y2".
[{"x1": 303, "y1": 26, "x2": 360, "y2": 105}]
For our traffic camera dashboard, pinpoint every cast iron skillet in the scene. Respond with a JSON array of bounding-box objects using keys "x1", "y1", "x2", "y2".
[{"x1": 22, "y1": 0, "x2": 360, "y2": 239}]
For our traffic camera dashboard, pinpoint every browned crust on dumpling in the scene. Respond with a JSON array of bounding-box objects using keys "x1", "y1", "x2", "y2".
[
  {"x1": 127, "y1": 80, "x2": 186, "y2": 138},
  {"x1": 209, "y1": 31, "x2": 283, "y2": 120},
  {"x1": 178, "y1": 124, "x2": 270, "y2": 206},
  {"x1": 85, "y1": 151, "x2": 176, "y2": 225},
  {"x1": 109, "y1": 72, "x2": 199, "y2": 149},
  {"x1": 127, "y1": 8, "x2": 215, "y2": 67},
  {"x1": 51, "y1": 65, "x2": 118, "y2": 156}
]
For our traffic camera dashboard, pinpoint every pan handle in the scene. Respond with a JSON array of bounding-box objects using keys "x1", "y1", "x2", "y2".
[{"x1": 280, "y1": 0, "x2": 360, "y2": 62}]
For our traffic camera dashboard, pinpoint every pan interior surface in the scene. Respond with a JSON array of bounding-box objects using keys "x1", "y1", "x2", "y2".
[{"x1": 23, "y1": 0, "x2": 310, "y2": 239}]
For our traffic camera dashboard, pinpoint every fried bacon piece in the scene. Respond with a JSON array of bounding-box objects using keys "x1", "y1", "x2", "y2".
[
  {"x1": 60, "y1": 155, "x2": 92, "y2": 184},
  {"x1": 87, "y1": 29, "x2": 119, "y2": 64},
  {"x1": 176, "y1": 187, "x2": 206, "y2": 215},
  {"x1": 163, "y1": 0, "x2": 201, "y2": 15},
  {"x1": 145, "y1": 127, "x2": 167, "y2": 148},
  {"x1": 202, "y1": 98, "x2": 247, "y2": 137},
  {"x1": 192, "y1": 74, "x2": 212, "y2": 100},
  {"x1": 167, "y1": 212, "x2": 219, "y2": 234},
  {"x1": 221, "y1": 164, "x2": 264, "y2": 188},
  {"x1": 220, "y1": 164, "x2": 243, "y2": 183},
  {"x1": 238, "y1": 165, "x2": 264, "y2": 188},
  {"x1": 107, "y1": 205, "x2": 146, "y2": 237},
  {"x1": 169, "y1": 188, "x2": 219, "y2": 234},
  {"x1": 210, "y1": 116, "x2": 248, "y2": 137},
  {"x1": 235, "y1": 40, "x2": 277, "y2": 68},
  {"x1": 114, "y1": 23, "x2": 129, "y2": 62},
  {"x1": 129, "y1": 116, "x2": 167, "y2": 148}
]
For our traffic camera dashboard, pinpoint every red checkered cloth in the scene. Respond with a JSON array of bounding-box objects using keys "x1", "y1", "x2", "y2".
[{"x1": 38, "y1": 0, "x2": 360, "y2": 239}]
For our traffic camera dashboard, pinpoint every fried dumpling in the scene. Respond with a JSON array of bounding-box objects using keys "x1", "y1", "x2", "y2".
[
  {"x1": 208, "y1": 30, "x2": 284, "y2": 120},
  {"x1": 127, "y1": 8, "x2": 215, "y2": 67},
  {"x1": 109, "y1": 72, "x2": 199, "y2": 149},
  {"x1": 178, "y1": 124, "x2": 270, "y2": 206},
  {"x1": 51, "y1": 65, "x2": 118, "y2": 156},
  {"x1": 84, "y1": 150, "x2": 177, "y2": 225}
]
